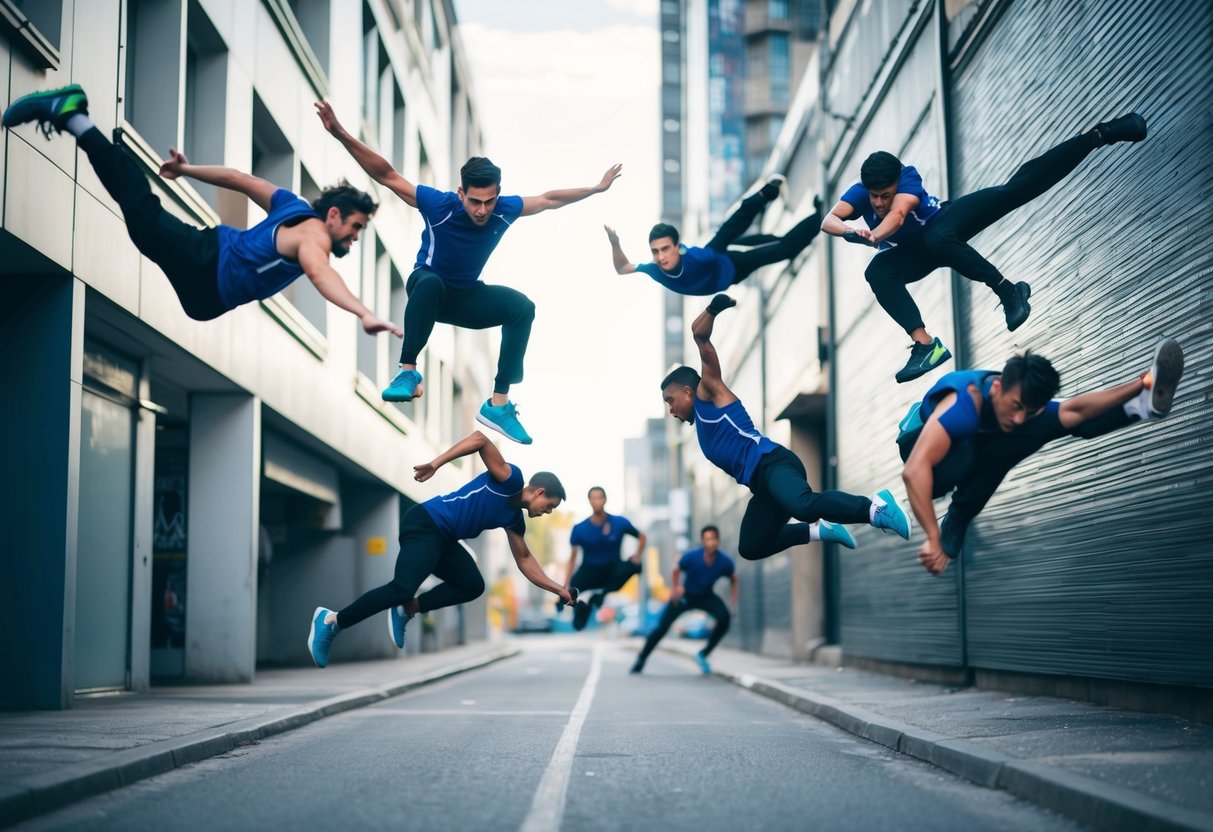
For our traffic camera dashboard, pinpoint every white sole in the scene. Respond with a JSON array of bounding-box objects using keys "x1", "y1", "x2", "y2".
[{"x1": 475, "y1": 412, "x2": 531, "y2": 444}]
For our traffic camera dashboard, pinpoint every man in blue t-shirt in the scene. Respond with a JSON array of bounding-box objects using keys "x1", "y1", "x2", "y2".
[
  {"x1": 2, "y1": 85, "x2": 401, "y2": 335},
  {"x1": 659, "y1": 295, "x2": 911, "y2": 564},
  {"x1": 307, "y1": 430, "x2": 573, "y2": 667},
  {"x1": 605, "y1": 176, "x2": 823, "y2": 295},
  {"x1": 898, "y1": 340, "x2": 1185, "y2": 575},
  {"x1": 822, "y1": 112, "x2": 1149, "y2": 384},
  {"x1": 318, "y1": 101, "x2": 621, "y2": 445},
  {"x1": 631, "y1": 526, "x2": 737, "y2": 675},
  {"x1": 563, "y1": 486, "x2": 647, "y2": 630}
]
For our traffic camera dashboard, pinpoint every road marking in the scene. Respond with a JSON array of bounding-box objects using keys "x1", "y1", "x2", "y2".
[
  {"x1": 520, "y1": 643, "x2": 603, "y2": 832},
  {"x1": 348, "y1": 708, "x2": 568, "y2": 717}
]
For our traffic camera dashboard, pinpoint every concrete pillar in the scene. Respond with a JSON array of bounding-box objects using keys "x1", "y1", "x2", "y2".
[
  {"x1": 186, "y1": 394, "x2": 260, "y2": 682},
  {"x1": 789, "y1": 423, "x2": 827, "y2": 663}
]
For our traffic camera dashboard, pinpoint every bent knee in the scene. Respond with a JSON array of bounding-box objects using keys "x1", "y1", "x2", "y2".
[{"x1": 737, "y1": 543, "x2": 765, "y2": 561}]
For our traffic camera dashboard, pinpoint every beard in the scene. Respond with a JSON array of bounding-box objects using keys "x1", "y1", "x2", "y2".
[{"x1": 331, "y1": 239, "x2": 352, "y2": 258}]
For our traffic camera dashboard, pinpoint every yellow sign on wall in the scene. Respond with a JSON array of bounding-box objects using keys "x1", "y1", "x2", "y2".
[{"x1": 366, "y1": 537, "x2": 388, "y2": 556}]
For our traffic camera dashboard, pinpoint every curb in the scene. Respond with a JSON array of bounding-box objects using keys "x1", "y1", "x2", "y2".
[{"x1": 0, "y1": 644, "x2": 518, "y2": 828}]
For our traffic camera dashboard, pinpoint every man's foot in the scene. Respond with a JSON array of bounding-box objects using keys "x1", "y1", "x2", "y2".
[
  {"x1": 572, "y1": 597, "x2": 594, "y2": 631},
  {"x1": 1144, "y1": 338, "x2": 1184, "y2": 418},
  {"x1": 476, "y1": 399, "x2": 533, "y2": 444},
  {"x1": 996, "y1": 280, "x2": 1032, "y2": 332},
  {"x1": 388, "y1": 605, "x2": 412, "y2": 649},
  {"x1": 695, "y1": 651, "x2": 711, "y2": 674},
  {"x1": 1092, "y1": 112, "x2": 1147, "y2": 146},
  {"x1": 630, "y1": 658, "x2": 645, "y2": 674},
  {"x1": 381, "y1": 368, "x2": 423, "y2": 402},
  {"x1": 870, "y1": 489, "x2": 911, "y2": 540},
  {"x1": 938, "y1": 510, "x2": 971, "y2": 560},
  {"x1": 758, "y1": 173, "x2": 787, "y2": 203},
  {"x1": 895, "y1": 337, "x2": 952, "y2": 383},
  {"x1": 817, "y1": 519, "x2": 856, "y2": 550},
  {"x1": 307, "y1": 607, "x2": 339, "y2": 668},
  {"x1": 2, "y1": 84, "x2": 89, "y2": 139}
]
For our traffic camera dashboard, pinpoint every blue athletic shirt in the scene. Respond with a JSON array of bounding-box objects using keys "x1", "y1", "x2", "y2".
[
  {"x1": 678, "y1": 547, "x2": 736, "y2": 597},
  {"x1": 693, "y1": 396, "x2": 778, "y2": 486},
  {"x1": 216, "y1": 189, "x2": 319, "y2": 309},
  {"x1": 413, "y1": 185, "x2": 524, "y2": 287},
  {"x1": 570, "y1": 514, "x2": 640, "y2": 566},
  {"x1": 635, "y1": 245, "x2": 736, "y2": 295},
  {"x1": 920, "y1": 370, "x2": 1003, "y2": 442},
  {"x1": 839, "y1": 165, "x2": 942, "y2": 250},
  {"x1": 420, "y1": 464, "x2": 527, "y2": 541}
]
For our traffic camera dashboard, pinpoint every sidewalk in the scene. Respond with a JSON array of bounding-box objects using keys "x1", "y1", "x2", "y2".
[
  {"x1": 0, "y1": 640, "x2": 517, "y2": 828},
  {"x1": 658, "y1": 639, "x2": 1213, "y2": 832}
]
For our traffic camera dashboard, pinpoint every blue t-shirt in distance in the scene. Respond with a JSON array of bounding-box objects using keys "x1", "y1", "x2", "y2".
[
  {"x1": 414, "y1": 185, "x2": 524, "y2": 287},
  {"x1": 216, "y1": 189, "x2": 319, "y2": 309},
  {"x1": 839, "y1": 165, "x2": 941, "y2": 250},
  {"x1": 678, "y1": 547, "x2": 735, "y2": 597},
  {"x1": 420, "y1": 465, "x2": 527, "y2": 541},
  {"x1": 693, "y1": 396, "x2": 778, "y2": 486},
  {"x1": 570, "y1": 514, "x2": 640, "y2": 566},
  {"x1": 635, "y1": 245, "x2": 735, "y2": 295}
]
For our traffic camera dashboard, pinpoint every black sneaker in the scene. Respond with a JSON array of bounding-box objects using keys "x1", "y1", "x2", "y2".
[
  {"x1": 1092, "y1": 113, "x2": 1147, "y2": 146},
  {"x1": 2, "y1": 84, "x2": 89, "y2": 139},
  {"x1": 630, "y1": 658, "x2": 645, "y2": 674},
  {"x1": 572, "y1": 598, "x2": 593, "y2": 631},
  {"x1": 895, "y1": 337, "x2": 952, "y2": 383},
  {"x1": 997, "y1": 280, "x2": 1032, "y2": 332},
  {"x1": 1147, "y1": 338, "x2": 1184, "y2": 418},
  {"x1": 939, "y1": 510, "x2": 970, "y2": 560},
  {"x1": 759, "y1": 173, "x2": 787, "y2": 203}
]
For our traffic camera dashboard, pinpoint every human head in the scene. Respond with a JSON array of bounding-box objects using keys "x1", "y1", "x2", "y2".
[
  {"x1": 312, "y1": 181, "x2": 377, "y2": 258},
  {"x1": 458, "y1": 156, "x2": 502, "y2": 226},
  {"x1": 649, "y1": 223, "x2": 682, "y2": 272},
  {"x1": 587, "y1": 486, "x2": 607, "y2": 514},
  {"x1": 660, "y1": 365, "x2": 701, "y2": 423},
  {"x1": 989, "y1": 350, "x2": 1060, "y2": 432},
  {"x1": 859, "y1": 151, "x2": 902, "y2": 219},
  {"x1": 700, "y1": 525, "x2": 720, "y2": 554},
  {"x1": 523, "y1": 471, "x2": 566, "y2": 517}
]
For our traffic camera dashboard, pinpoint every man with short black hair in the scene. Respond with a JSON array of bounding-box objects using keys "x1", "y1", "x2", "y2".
[
  {"x1": 317, "y1": 101, "x2": 621, "y2": 445},
  {"x1": 564, "y1": 487, "x2": 646, "y2": 631},
  {"x1": 899, "y1": 339, "x2": 1186, "y2": 574},
  {"x1": 2, "y1": 85, "x2": 401, "y2": 334},
  {"x1": 821, "y1": 113, "x2": 1149, "y2": 383}
]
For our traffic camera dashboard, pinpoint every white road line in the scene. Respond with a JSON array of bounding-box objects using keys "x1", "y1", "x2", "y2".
[{"x1": 520, "y1": 643, "x2": 603, "y2": 832}]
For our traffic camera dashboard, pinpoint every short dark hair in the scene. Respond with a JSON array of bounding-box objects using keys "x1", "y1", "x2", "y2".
[
  {"x1": 587, "y1": 486, "x2": 606, "y2": 499},
  {"x1": 1000, "y1": 350, "x2": 1060, "y2": 410},
  {"x1": 460, "y1": 156, "x2": 502, "y2": 191},
  {"x1": 312, "y1": 180, "x2": 378, "y2": 219},
  {"x1": 660, "y1": 365, "x2": 701, "y2": 392},
  {"x1": 860, "y1": 151, "x2": 902, "y2": 190},
  {"x1": 529, "y1": 471, "x2": 566, "y2": 502},
  {"x1": 700, "y1": 525, "x2": 720, "y2": 538},
  {"x1": 649, "y1": 223, "x2": 680, "y2": 245}
]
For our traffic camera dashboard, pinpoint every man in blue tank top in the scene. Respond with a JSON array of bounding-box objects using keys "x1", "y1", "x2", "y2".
[
  {"x1": 604, "y1": 177, "x2": 823, "y2": 295},
  {"x1": 306, "y1": 430, "x2": 573, "y2": 667},
  {"x1": 898, "y1": 340, "x2": 1185, "y2": 575},
  {"x1": 631, "y1": 525, "x2": 737, "y2": 675},
  {"x1": 3, "y1": 85, "x2": 401, "y2": 335},
  {"x1": 317, "y1": 101, "x2": 621, "y2": 446},
  {"x1": 661, "y1": 294, "x2": 912, "y2": 563},
  {"x1": 821, "y1": 112, "x2": 1148, "y2": 384},
  {"x1": 563, "y1": 486, "x2": 646, "y2": 630}
]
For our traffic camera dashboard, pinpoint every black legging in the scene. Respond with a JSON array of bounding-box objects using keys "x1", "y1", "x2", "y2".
[
  {"x1": 570, "y1": 558, "x2": 641, "y2": 593},
  {"x1": 704, "y1": 191, "x2": 823, "y2": 285},
  {"x1": 738, "y1": 446, "x2": 872, "y2": 560},
  {"x1": 866, "y1": 132, "x2": 1098, "y2": 334},
  {"x1": 77, "y1": 128, "x2": 227, "y2": 320},
  {"x1": 637, "y1": 591, "x2": 731, "y2": 661},
  {"x1": 400, "y1": 268, "x2": 535, "y2": 394},
  {"x1": 335, "y1": 506, "x2": 486, "y2": 630}
]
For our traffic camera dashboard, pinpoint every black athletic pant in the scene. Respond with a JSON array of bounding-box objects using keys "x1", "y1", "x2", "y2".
[
  {"x1": 866, "y1": 132, "x2": 1099, "y2": 334},
  {"x1": 704, "y1": 191, "x2": 823, "y2": 285},
  {"x1": 570, "y1": 559, "x2": 641, "y2": 594},
  {"x1": 335, "y1": 506, "x2": 485, "y2": 630},
  {"x1": 738, "y1": 446, "x2": 872, "y2": 561},
  {"x1": 637, "y1": 592, "x2": 730, "y2": 662},
  {"x1": 77, "y1": 128, "x2": 227, "y2": 320},
  {"x1": 401, "y1": 268, "x2": 535, "y2": 394}
]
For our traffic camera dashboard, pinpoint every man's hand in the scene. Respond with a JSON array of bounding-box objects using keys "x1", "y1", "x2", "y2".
[
  {"x1": 557, "y1": 586, "x2": 575, "y2": 606},
  {"x1": 917, "y1": 538, "x2": 951, "y2": 575},
  {"x1": 314, "y1": 100, "x2": 346, "y2": 137},
  {"x1": 596, "y1": 164, "x2": 623, "y2": 193},
  {"x1": 413, "y1": 461, "x2": 438, "y2": 482},
  {"x1": 361, "y1": 312, "x2": 403, "y2": 338},
  {"x1": 159, "y1": 147, "x2": 189, "y2": 180},
  {"x1": 604, "y1": 224, "x2": 619, "y2": 242},
  {"x1": 669, "y1": 587, "x2": 685, "y2": 605}
]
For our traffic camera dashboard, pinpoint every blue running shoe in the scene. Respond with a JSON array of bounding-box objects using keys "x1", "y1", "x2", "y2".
[
  {"x1": 381, "y1": 367, "x2": 423, "y2": 402},
  {"x1": 871, "y1": 489, "x2": 911, "y2": 540},
  {"x1": 695, "y1": 651, "x2": 711, "y2": 674},
  {"x1": 476, "y1": 399, "x2": 533, "y2": 445},
  {"x1": 3, "y1": 84, "x2": 89, "y2": 139},
  {"x1": 307, "y1": 607, "x2": 339, "y2": 668},
  {"x1": 818, "y1": 519, "x2": 856, "y2": 550},
  {"x1": 388, "y1": 605, "x2": 411, "y2": 649}
]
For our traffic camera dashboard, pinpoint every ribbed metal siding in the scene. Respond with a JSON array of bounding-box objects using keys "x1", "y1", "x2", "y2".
[{"x1": 949, "y1": 0, "x2": 1213, "y2": 685}]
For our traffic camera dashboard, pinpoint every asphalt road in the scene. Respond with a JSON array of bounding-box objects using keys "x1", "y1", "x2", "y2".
[{"x1": 15, "y1": 637, "x2": 1082, "y2": 831}]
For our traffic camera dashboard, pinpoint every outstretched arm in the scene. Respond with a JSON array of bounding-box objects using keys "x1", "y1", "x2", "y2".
[
  {"x1": 691, "y1": 295, "x2": 738, "y2": 405},
  {"x1": 315, "y1": 100, "x2": 417, "y2": 207},
  {"x1": 159, "y1": 148, "x2": 277, "y2": 212},
  {"x1": 414, "y1": 429, "x2": 511, "y2": 483},
  {"x1": 521, "y1": 164, "x2": 622, "y2": 216},
  {"x1": 1058, "y1": 377, "x2": 1143, "y2": 429},
  {"x1": 508, "y1": 530, "x2": 574, "y2": 604},
  {"x1": 902, "y1": 398, "x2": 958, "y2": 575},
  {"x1": 819, "y1": 201, "x2": 857, "y2": 236},
  {"x1": 296, "y1": 237, "x2": 403, "y2": 336},
  {"x1": 604, "y1": 225, "x2": 637, "y2": 274}
]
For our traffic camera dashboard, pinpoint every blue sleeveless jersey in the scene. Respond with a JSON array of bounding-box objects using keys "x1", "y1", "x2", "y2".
[
  {"x1": 420, "y1": 465, "x2": 527, "y2": 541},
  {"x1": 216, "y1": 189, "x2": 319, "y2": 310},
  {"x1": 693, "y1": 397, "x2": 777, "y2": 486}
]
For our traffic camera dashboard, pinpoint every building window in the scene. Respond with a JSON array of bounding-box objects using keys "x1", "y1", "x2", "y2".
[
  {"x1": 769, "y1": 32, "x2": 790, "y2": 106},
  {"x1": 419, "y1": 139, "x2": 433, "y2": 187},
  {"x1": 363, "y1": 4, "x2": 390, "y2": 134},
  {"x1": 287, "y1": 0, "x2": 330, "y2": 72},
  {"x1": 769, "y1": 0, "x2": 788, "y2": 22},
  {"x1": 183, "y1": 1, "x2": 228, "y2": 210},
  {"x1": 392, "y1": 85, "x2": 407, "y2": 173},
  {"x1": 357, "y1": 238, "x2": 387, "y2": 383},
  {"x1": 11, "y1": 0, "x2": 61, "y2": 47},
  {"x1": 125, "y1": 0, "x2": 186, "y2": 154}
]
